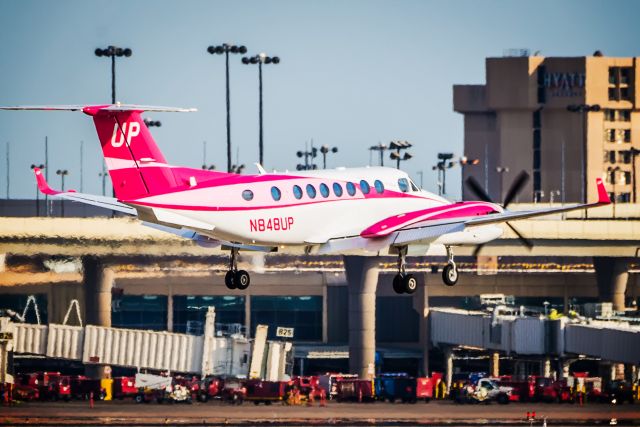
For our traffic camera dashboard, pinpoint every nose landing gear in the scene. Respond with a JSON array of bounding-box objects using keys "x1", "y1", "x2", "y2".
[
  {"x1": 224, "y1": 247, "x2": 251, "y2": 290},
  {"x1": 392, "y1": 246, "x2": 418, "y2": 295},
  {"x1": 442, "y1": 246, "x2": 459, "y2": 286}
]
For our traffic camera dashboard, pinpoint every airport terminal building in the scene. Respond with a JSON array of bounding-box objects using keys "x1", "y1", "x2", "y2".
[{"x1": 454, "y1": 53, "x2": 640, "y2": 204}]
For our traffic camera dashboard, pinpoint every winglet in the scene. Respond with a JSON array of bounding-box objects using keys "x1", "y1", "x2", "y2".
[
  {"x1": 33, "y1": 167, "x2": 58, "y2": 195},
  {"x1": 596, "y1": 177, "x2": 611, "y2": 204}
]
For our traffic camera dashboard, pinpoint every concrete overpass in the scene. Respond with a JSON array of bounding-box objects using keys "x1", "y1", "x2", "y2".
[{"x1": 1, "y1": 207, "x2": 639, "y2": 379}]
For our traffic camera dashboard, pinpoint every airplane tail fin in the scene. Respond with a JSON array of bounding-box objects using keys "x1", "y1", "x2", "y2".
[
  {"x1": 85, "y1": 105, "x2": 190, "y2": 200},
  {"x1": 0, "y1": 104, "x2": 223, "y2": 200}
]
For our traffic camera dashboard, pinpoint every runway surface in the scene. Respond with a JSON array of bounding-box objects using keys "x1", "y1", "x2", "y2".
[{"x1": 1, "y1": 400, "x2": 640, "y2": 425}]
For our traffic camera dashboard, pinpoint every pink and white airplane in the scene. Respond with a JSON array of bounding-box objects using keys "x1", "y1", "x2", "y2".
[{"x1": 2, "y1": 104, "x2": 611, "y2": 293}]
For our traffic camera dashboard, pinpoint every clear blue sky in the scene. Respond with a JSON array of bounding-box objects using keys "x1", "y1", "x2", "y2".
[{"x1": 1, "y1": 0, "x2": 639, "y2": 199}]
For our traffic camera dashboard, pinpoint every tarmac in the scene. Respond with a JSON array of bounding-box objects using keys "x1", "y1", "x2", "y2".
[{"x1": 1, "y1": 400, "x2": 640, "y2": 426}]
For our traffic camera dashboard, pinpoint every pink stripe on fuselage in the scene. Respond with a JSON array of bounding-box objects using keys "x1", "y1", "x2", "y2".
[{"x1": 360, "y1": 202, "x2": 500, "y2": 237}]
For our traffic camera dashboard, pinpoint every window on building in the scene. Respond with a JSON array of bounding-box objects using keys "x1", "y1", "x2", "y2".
[
  {"x1": 112, "y1": 295, "x2": 167, "y2": 331},
  {"x1": 332, "y1": 182, "x2": 343, "y2": 197},
  {"x1": 293, "y1": 185, "x2": 303, "y2": 200},
  {"x1": 242, "y1": 189, "x2": 254, "y2": 201},
  {"x1": 604, "y1": 109, "x2": 615, "y2": 121},
  {"x1": 398, "y1": 178, "x2": 409, "y2": 193},
  {"x1": 359, "y1": 180, "x2": 371, "y2": 194},
  {"x1": 623, "y1": 171, "x2": 632, "y2": 185},
  {"x1": 319, "y1": 183, "x2": 330, "y2": 198},
  {"x1": 250, "y1": 296, "x2": 322, "y2": 341},
  {"x1": 609, "y1": 67, "x2": 617, "y2": 85},
  {"x1": 374, "y1": 180, "x2": 384, "y2": 194},
  {"x1": 0, "y1": 294, "x2": 48, "y2": 324},
  {"x1": 173, "y1": 296, "x2": 245, "y2": 334},
  {"x1": 624, "y1": 129, "x2": 631, "y2": 143},
  {"x1": 619, "y1": 110, "x2": 631, "y2": 121},
  {"x1": 306, "y1": 184, "x2": 317, "y2": 199},
  {"x1": 618, "y1": 192, "x2": 631, "y2": 203},
  {"x1": 620, "y1": 87, "x2": 631, "y2": 101},
  {"x1": 605, "y1": 129, "x2": 616, "y2": 143},
  {"x1": 271, "y1": 186, "x2": 281, "y2": 201},
  {"x1": 608, "y1": 87, "x2": 619, "y2": 101},
  {"x1": 346, "y1": 182, "x2": 356, "y2": 196},
  {"x1": 604, "y1": 150, "x2": 615, "y2": 164},
  {"x1": 620, "y1": 67, "x2": 632, "y2": 85},
  {"x1": 619, "y1": 151, "x2": 631, "y2": 164},
  {"x1": 376, "y1": 297, "x2": 418, "y2": 343},
  {"x1": 608, "y1": 169, "x2": 618, "y2": 185}
]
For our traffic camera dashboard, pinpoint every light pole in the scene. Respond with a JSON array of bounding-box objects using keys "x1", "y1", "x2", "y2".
[
  {"x1": 99, "y1": 165, "x2": 108, "y2": 196},
  {"x1": 417, "y1": 171, "x2": 424, "y2": 189},
  {"x1": 207, "y1": 43, "x2": 248, "y2": 172},
  {"x1": 56, "y1": 169, "x2": 69, "y2": 217},
  {"x1": 432, "y1": 153, "x2": 455, "y2": 196},
  {"x1": 95, "y1": 46, "x2": 132, "y2": 104},
  {"x1": 567, "y1": 103, "x2": 601, "y2": 202},
  {"x1": 369, "y1": 143, "x2": 388, "y2": 166},
  {"x1": 496, "y1": 166, "x2": 510, "y2": 202},
  {"x1": 296, "y1": 144, "x2": 318, "y2": 171},
  {"x1": 30, "y1": 164, "x2": 44, "y2": 216},
  {"x1": 459, "y1": 156, "x2": 480, "y2": 200},
  {"x1": 242, "y1": 53, "x2": 280, "y2": 166},
  {"x1": 389, "y1": 140, "x2": 413, "y2": 170},
  {"x1": 320, "y1": 145, "x2": 338, "y2": 169}
]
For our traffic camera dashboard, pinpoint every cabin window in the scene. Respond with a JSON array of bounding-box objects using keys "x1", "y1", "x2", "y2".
[
  {"x1": 242, "y1": 189, "x2": 254, "y2": 201},
  {"x1": 398, "y1": 178, "x2": 409, "y2": 193},
  {"x1": 271, "y1": 186, "x2": 281, "y2": 201},
  {"x1": 319, "y1": 183, "x2": 330, "y2": 198},
  {"x1": 374, "y1": 180, "x2": 384, "y2": 194},
  {"x1": 306, "y1": 184, "x2": 317, "y2": 199},
  {"x1": 333, "y1": 182, "x2": 343, "y2": 197},
  {"x1": 293, "y1": 185, "x2": 303, "y2": 200},
  {"x1": 360, "y1": 180, "x2": 371, "y2": 195},
  {"x1": 346, "y1": 182, "x2": 356, "y2": 196}
]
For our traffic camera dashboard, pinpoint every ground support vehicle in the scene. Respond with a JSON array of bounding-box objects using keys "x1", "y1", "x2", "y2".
[
  {"x1": 196, "y1": 376, "x2": 223, "y2": 402},
  {"x1": 375, "y1": 374, "x2": 418, "y2": 403},
  {"x1": 18, "y1": 372, "x2": 71, "y2": 401},
  {"x1": 245, "y1": 379, "x2": 288, "y2": 405},
  {"x1": 70, "y1": 375, "x2": 105, "y2": 401},
  {"x1": 112, "y1": 377, "x2": 137, "y2": 400},
  {"x1": 133, "y1": 373, "x2": 172, "y2": 404},
  {"x1": 221, "y1": 379, "x2": 246, "y2": 405},
  {"x1": 10, "y1": 377, "x2": 39, "y2": 401},
  {"x1": 416, "y1": 377, "x2": 435, "y2": 402},
  {"x1": 495, "y1": 379, "x2": 533, "y2": 402},
  {"x1": 336, "y1": 379, "x2": 375, "y2": 403},
  {"x1": 456, "y1": 379, "x2": 511, "y2": 404},
  {"x1": 318, "y1": 373, "x2": 358, "y2": 400},
  {"x1": 598, "y1": 381, "x2": 635, "y2": 404}
]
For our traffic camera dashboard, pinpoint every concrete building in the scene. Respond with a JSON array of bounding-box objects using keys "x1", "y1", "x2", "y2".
[{"x1": 454, "y1": 53, "x2": 640, "y2": 204}]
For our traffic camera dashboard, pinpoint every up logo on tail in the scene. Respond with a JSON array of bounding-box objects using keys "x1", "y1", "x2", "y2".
[{"x1": 111, "y1": 122, "x2": 140, "y2": 148}]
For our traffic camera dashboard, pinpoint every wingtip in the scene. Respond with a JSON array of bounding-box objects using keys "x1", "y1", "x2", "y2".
[
  {"x1": 596, "y1": 177, "x2": 611, "y2": 204},
  {"x1": 32, "y1": 167, "x2": 59, "y2": 195}
]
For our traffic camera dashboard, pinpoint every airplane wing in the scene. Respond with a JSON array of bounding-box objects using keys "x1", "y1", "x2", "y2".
[
  {"x1": 317, "y1": 178, "x2": 611, "y2": 254},
  {"x1": 33, "y1": 167, "x2": 136, "y2": 215}
]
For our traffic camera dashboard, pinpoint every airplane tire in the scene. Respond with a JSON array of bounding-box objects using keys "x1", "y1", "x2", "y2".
[
  {"x1": 235, "y1": 270, "x2": 251, "y2": 290},
  {"x1": 403, "y1": 274, "x2": 418, "y2": 294},
  {"x1": 225, "y1": 270, "x2": 237, "y2": 289},
  {"x1": 392, "y1": 274, "x2": 405, "y2": 294},
  {"x1": 442, "y1": 264, "x2": 459, "y2": 286}
]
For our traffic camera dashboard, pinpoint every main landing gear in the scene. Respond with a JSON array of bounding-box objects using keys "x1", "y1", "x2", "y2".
[
  {"x1": 442, "y1": 246, "x2": 459, "y2": 287},
  {"x1": 224, "y1": 247, "x2": 251, "y2": 290},
  {"x1": 392, "y1": 246, "x2": 418, "y2": 295}
]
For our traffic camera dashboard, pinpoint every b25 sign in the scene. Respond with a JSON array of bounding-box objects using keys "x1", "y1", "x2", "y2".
[{"x1": 276, "y1": 327, "x2": 294, "y2": 338}]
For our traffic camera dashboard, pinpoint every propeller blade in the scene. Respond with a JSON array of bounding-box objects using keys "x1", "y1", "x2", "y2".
[
  {"x1": 472, "y1": 244, "x2": 485, "y2": 257},
  {"x1": 465, "y1": 176, "x2": 493, "y2": 203},
  {"x1": 503, "y1": 171, "x2": 530, "y2": 209},
  {"x1": 506, "y1": 222, "x2": 533, "y2": 250}
]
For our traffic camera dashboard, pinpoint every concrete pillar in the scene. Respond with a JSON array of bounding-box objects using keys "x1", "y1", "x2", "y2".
[
  {"x1": 561, "y1": 359, "x2": 571, "y2": 379},
  {"x1": 82, "y1": 256, "x2": 113, "y2": 379},
  {"x1": 614, "y1": 363, "x2": 625, "y2": 381},
  {"x1": 413, "y1": 274, "x2": 429, "y2": 376},
  {"x1": 444, "y1": 347, "x2": 454, "y2": 391},
  {"x1": 344, "y1": 256, "x2": 380, "y2": 379},
  {"x1": 594, "y1": 257, "x2": 629, "y2": 311},
  {"x1": 490, "y1": 352, "x2": 500, "y2": 378}
]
